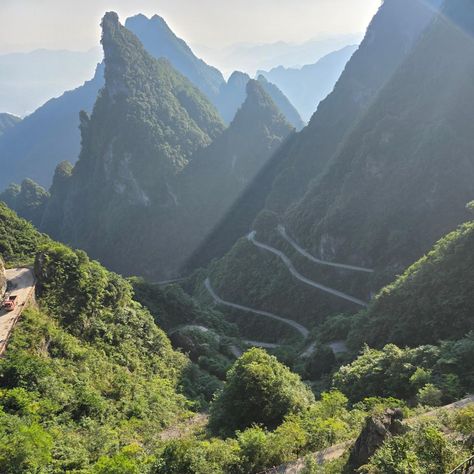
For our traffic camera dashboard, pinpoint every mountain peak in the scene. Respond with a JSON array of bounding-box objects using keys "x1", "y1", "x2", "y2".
[
  {"x1": 227, "y1": 71, "x2": 250, "y2": 87},
  {"x1": 101, "y1": 11, "x2": 120, "y2": 34},
  {"x1": 230, "y1": 78, "x2": 290, "y2": 135},
  {"x1": 124, "y1": 13, "x2": 225, "y2": 101},
  {"x1": 126, "y1": 13, "x2": 171, "y2": 32},
  {"x1": 246, "y1": 78, "x2": 265, "y2": 97}
]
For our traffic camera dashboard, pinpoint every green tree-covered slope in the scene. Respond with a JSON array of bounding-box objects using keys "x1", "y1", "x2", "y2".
[
  {"x1": 348, "y1": 221, "x2": 474, "y2": 348},
  {"x1": 41, "y1": 12, "x2": 224, "y2": 278},
  {"x1": 1, "y1": 203, "x2": 472, "y2": 473},
  {"x1": 195, "y1": 0, "x2": 442, "y2": 332},
  {"x1": 287, "y1": 0, "x2": 474, "y2": 277},
  {"x1": 179, "y1": 80, "x2": 293, "y2": 271},
  {"x1": 0, "y1": 202, "x2": 193, "y2": 472}
]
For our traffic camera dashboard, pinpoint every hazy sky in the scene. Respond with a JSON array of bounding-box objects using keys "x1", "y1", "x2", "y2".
[{"x1": 0, "y1": 0, "x2": 381, "y2": 54}]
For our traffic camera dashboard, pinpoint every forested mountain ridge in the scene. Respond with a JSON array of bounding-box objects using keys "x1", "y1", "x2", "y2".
[
  {"x1": 258, "y1": 44, "x2": 358, "y2": 122},
  {"x1": 263, "y1": 0, "x2": 442, "y2": 215},
  {"x1": 0, "y1": 13, "x2": 300, "y2": 190},
  {"x1": 194, "y1": 0, "x2": 443, "y2": 329},
  {"x1": 347, "y1": 219, "x2": 474, "y2": 349},
  {"x1": 125, "y1": 13, "x2": 225, "y2": 103},
  {"x1": 331, "y1": 217, "x2": 474, "y2": 409},
  {"x1": 0, "y1": 202, "x2": 193, "y2": 472},
  {"x1": 286, "y1": 0, "x2": 474, "y2": 277},
  {"x1": 38, "y1": 12, "x2": 224, "y2": 277},
  {"x1": 177, "y1": 79, "x2": 293, "y2": 270},
  {"x1": 125, "y1": 14, "x2": 303, "y2": 130},
  {"x1": 31, "y1": 13, "x2": 293, "y2": 280}
]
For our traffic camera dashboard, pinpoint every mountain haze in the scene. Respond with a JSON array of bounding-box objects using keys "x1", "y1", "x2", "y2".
[
  {"x1": 41, "y1": 12, "x2": 224, "y2": 276},
  {"x1": 0, "y1": 13, "x2": 301, "y2": 190},
  {"x1": 259, "y1": 45, "x2": 358, "y2": 122},
  {"x1": 287, "y1": 0, "x2": 474, "y2": 276},
  {"x1": 0, "y1": 48, "x2": 101, "y2": 116},
  {"x1": 0, "y1": 113, "x2": 20, "y2": 137},
  {"x1": 178, "y1": 79, "x2": 294, "y2": 268},
  {"x1": 197, "y1": 0, "x2": 444, "y2": 330}
]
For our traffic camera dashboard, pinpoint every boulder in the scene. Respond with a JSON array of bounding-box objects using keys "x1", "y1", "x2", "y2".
[{"x1": 346, "y1": 408, "x2": 404, "y2": 472}]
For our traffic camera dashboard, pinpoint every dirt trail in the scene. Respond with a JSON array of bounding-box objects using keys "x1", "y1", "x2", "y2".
[
  {"x1": 0, "y1": 268, "x2": 35, "y2": 355},
  {"x1": 262, "y1": 395, "x2": 474, "y2": 473}
]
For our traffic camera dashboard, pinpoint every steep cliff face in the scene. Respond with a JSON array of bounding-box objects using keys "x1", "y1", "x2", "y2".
[
  {"x1": 125, "y1": 13, "x2": 225, "y2": 102},
  {"x1": 200, "y1": 0, "x2": 443, "y2": 328},
  {"x1": 264, "y1": 0, "x2": 441, "y2": 214},
  {"x1": 288, "y1": 0, "x2": 474, "y2": 276},
  {"x1": 179, "y1": 80, "x2": 293, "y2": 270},
  {"x1": 43, "y1": 12, "x2": 224, "y2": 277}
]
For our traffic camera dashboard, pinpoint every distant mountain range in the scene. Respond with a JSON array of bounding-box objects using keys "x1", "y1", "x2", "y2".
[
  {"x1": 259, "y1": 45, "x2": 358, "y2": 122},
  {"x1": 194, "y1": 33, "x2": 363, "y2": 76},
  {"x1": 6, "y1": 12, "x2": 294, "y2": 280},
  {"x1": 0, "y1": 48, "x2": 101, "y2": 116},
  {"x1": 0, "y1": 113, "x2": 20, "y2": 137},
  {"x1": 0, "y1": 14, "x2": 303, "y2": 189}
]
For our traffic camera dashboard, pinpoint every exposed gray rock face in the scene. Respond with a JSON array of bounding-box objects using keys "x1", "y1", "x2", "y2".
[{"x1": 346, "y1": 409, "x2": 404, "y2": 472}]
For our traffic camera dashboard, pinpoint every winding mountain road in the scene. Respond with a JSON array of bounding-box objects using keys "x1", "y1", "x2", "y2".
[
  {"x1": 0, "y1": 268, "x2": 35, "y2": 355},
  {"x1": 248, "y1": 232, "x2": 368, "y2": 307},
  {"x1": 204, "y1": 277, "x2": 309, "y2": 338},
  {"x1": 277, "y1": 225, "x2": 374, "y2": 273}
]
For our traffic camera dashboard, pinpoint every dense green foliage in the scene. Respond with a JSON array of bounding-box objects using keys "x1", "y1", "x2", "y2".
[
  {"x1": 156, "y1": 389, "x2": 366, "y2": 474},
  {"x1": 361, "y1": 421, "x2": 469, "y2": 473},
  {"x1": 333, "y1": 339, "x2": 474, "y2": 403},
  {"x1": 209, "y1": 348, "x2": 315, "y2": 436},
  {"x1": 0, "y1": 179, "x2": 49, "y2": 228},
  {"x1": 0, "y1": 205, "x2": 196, "y2": 472},
  {"x1": 0, "y1": 202, "x2": 48, "y2": 266},
  {"x1": 348, "y1": 222, "x2": 474, "y2": 348},
  {"x1": 1, "y1": 200, "x2": 472, "y2": 472}
]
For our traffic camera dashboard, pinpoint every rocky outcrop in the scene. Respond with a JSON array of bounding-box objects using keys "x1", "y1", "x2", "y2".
[
  {"x1": 0, "y1": 256, "x2": 6, "y2": 298},
  {"x1": 346, "y1": 409, "x2": 404, "y2": 472}
]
